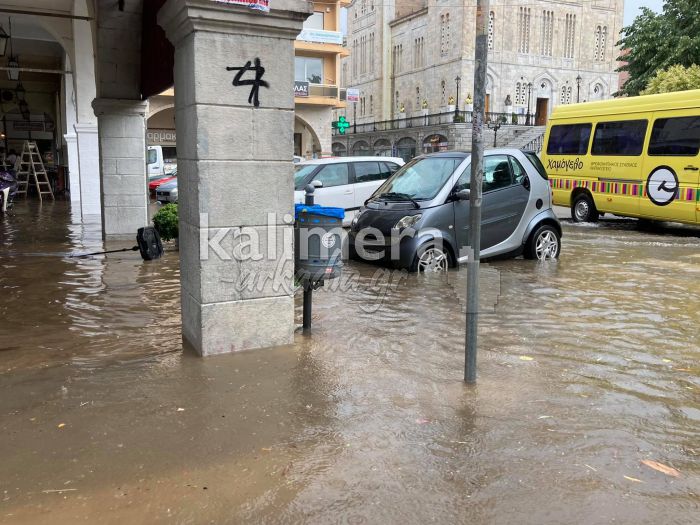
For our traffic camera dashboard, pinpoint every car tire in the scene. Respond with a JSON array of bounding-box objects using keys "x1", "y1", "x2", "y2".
[
  {"x1": 410, "y1": 243, "x2": 451, "y2": 272},
  {"x1": 571, "y1": 193, "x2": 599, "y2": 223},
  {"x1": 524, "y1": 224, "x2": 561, "y2": 261}
]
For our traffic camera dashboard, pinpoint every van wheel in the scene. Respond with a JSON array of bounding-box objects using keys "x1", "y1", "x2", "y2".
[
  {"x1": 411, "y1": 244, "x2": 451, "y2": 272},
  {"x1": 525, "y1": 225, "x2": 561, "y2": 260},
  {"x1": 571, "y1": 193, "x2": 599, "y2": 222}
]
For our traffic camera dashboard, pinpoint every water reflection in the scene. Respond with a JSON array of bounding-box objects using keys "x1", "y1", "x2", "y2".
[{"x1": 0, "y1": 202, "x2": 698, "y2": 523}]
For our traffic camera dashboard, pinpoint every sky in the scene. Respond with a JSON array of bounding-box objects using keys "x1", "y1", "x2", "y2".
[{"x1": 624, "y1": 0, "x2": 664, "y2": 26}]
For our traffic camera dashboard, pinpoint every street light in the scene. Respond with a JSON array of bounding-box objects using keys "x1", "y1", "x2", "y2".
[
  {"x1": 525, "y1": 82, "x2": 532, "y2": 126},
  {"x1": 455, "y1": 75, "x2": 461, "y2": 120},
  {"x1": 576, "y1": 74, "x2": 582, "y2": 103}
]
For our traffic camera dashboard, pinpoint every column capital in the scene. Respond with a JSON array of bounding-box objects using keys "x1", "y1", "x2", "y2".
[
  {"x1": 157, "y1": 0, "x2": 313, "y2": 47},
  {"x1": 92, "y1": 98, "x2": 149, "y2": 118}
]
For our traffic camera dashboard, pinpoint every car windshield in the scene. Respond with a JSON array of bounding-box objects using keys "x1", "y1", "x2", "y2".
[
  {"x1": 294, "y1": 164, "x2": 318, "y2": 190},
  {"x1": 371, "y1": 156, "x2": 463, "y2": 201}
]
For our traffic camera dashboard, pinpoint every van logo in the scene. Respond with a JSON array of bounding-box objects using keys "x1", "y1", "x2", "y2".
[
  {"x1": 646, "y1": 167, "x2": 678, "y2": 206},
  {"x1": 547, "y1": 158, "x2": 583, "y2": 172}
]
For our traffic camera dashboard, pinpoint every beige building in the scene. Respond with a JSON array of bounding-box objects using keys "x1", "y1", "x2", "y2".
[{"x1": 342, "y1": 0, "x2": 623, "y2": 126}]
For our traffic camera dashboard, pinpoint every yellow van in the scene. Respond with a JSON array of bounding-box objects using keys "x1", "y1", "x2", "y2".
[{"x1": 541, "y1": 89, "x2": 700, "y2": 225}]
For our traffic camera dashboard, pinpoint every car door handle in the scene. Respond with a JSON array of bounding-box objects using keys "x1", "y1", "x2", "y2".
[
  {"x1": 343, "y1": 190, "x2": 352, "y2": 195},
  {"x1": 684, "y1": 165, "x2": 699, "y2": 171}
]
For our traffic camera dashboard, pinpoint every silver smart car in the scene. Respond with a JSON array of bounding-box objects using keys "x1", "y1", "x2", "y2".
[{"x1": 349, "y1": 149, "x2": 562, "y2": 271}]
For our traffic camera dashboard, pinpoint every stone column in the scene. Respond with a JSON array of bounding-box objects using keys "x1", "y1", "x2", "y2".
[
  {"x1": 93, "y1": 99, "x2": 149, "y2": 239},
  {"x1": 74, "y1": 123, "x2": 101, "y2": 217},
  {"x1": 158, "y1": 0, "x2": 312, "y2": 355}
]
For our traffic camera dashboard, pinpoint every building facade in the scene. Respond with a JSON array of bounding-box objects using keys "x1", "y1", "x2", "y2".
[
  {"x1": 342, "y1": 0, "x2": 623, "y2": 127},
  {"x1": 294, "y1": 0, "x2": 350, "y2": 158}
]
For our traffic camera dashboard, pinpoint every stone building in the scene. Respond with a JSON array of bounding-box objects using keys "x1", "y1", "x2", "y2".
[{"x1": 342, "y1": 0, "x2": 623, "y2": 126}]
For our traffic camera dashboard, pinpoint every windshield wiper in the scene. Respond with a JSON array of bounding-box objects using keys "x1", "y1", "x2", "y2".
[{"x1": 376, "y1": 192, "x2": 420, "y2": 209}]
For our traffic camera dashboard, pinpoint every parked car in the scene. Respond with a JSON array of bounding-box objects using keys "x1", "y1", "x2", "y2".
[
  {"x1": 155, "y1": 178, "x2": 178, "y2": 203},
  {"x1": 294, "y1": 157, "x2": 404, "y2": 225},
  {"x1": 349, "y1": 149, "x2": 562, "y2": 271},
  {"x1": 149, "y1": 169, "x2": 176, "y2": 193}
]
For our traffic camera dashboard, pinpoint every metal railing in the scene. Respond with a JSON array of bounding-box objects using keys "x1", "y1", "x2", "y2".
[
  {"x1": 334, "y1": 110, "x2": 536, "y2": 136},
  {"x1": 522, "y1": 133, "x2": 545, "y2": 153}
]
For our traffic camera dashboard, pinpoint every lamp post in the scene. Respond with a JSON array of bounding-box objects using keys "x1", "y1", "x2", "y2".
[
  {"x1": 576, "y1": 74, "x2": 582, "y2": 103},
  {"x1": 353, "y1": 101, "x2": 357, "y2": 134},
  {"x1": 525, "y1": 82, "x2": 532, "y2": 126},
  {"x1": 455, "y1": 75, "x2": 461, "y2": 120}
]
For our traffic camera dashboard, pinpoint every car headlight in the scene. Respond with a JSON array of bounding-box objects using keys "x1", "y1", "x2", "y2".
[{"x1": 393, "y1": 214, "x2": 422, "y2": 230}]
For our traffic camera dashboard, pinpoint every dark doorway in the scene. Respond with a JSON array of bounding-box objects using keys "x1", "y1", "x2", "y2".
[
  {"x1": 535, "y1": 98, "x2": 549, "y2": 126},
  {"x1": 294, "y1": 133, "x2": 302, "y2": 157}
]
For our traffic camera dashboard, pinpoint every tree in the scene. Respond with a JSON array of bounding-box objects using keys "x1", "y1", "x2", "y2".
[
  {"x1": 642, "y1": 64, "x2": 700, "y2": 94},
  {"x1": 617, "y1": 0, "x2": 700, "y2": 96}
]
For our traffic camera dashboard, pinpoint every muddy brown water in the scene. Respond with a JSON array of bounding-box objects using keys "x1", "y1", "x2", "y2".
[{"x1": 1, "y1": 201, "x2": 699, "y2": 524}]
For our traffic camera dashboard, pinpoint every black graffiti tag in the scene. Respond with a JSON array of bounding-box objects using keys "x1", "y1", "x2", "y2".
[{"x1": 226, "y1": 58, "x2": 269, "y2": 108}]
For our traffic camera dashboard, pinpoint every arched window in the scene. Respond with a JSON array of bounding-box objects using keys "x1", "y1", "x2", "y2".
[
  {"x1": 594, "y1": 26, "x2": 601, "y2": 61},
  {"x1": 599, "y1": 26, "x2": 607, "y2": 61},
  {"x1": 515, "y1": 83, "x2": 522, "y2": 106},
  {"x1": 518, "y1": 7, "x2": 531, "y2": 53},
  {"x1": 541, "y1": 10, "x2": 553, "y2": 56},
  {"x1": 564, "y1": 14, "x2": 576, "y2": 59},
  {"x1": 488, "y1": 11, "x2": 495, "y2": 50},
  {"x1": 441, "y1": 80, "x2": 446, "y2": 105},
  {"x1": 373, "y1": 139, "x2": 391, "y2": 156},
  {"x1": 352, "y1": 140, "x2": 370, "y2": 156},
  {"x1": 396, "y1": 137, "x2": 417, "y2": 162},
  {"x1": 416, "y1": 86, "x2": 421, "y2": 108},
  {"x1": 370, "y1": 95, "x2": 373, "y2": 114},
  {"x1": 332, "y1": 142, "x2": 347, "y2": 157}
]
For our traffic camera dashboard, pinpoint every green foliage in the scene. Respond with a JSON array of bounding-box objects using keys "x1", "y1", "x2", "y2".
[
  {"x1": 152, "y1": 203, "x2": 179, "y2": 241},
  {"x1": 617, "y1": 0, "x2": 700, "y2": 96},
  {"x1": 642, "y1": 64, "x2": 700, "y2": 94},
  {"x1": 453, "y1": 115, "x2": 465, "y2": 123}
]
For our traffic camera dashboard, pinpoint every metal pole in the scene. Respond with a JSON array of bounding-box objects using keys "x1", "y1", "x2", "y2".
[
  {"x1": 353, "y1": 102, "x2": 357, "y2": 134},
  {"x1": 465, "y1": 0, "x2": 489, "y2": 384},
  {"x1": 302, "y1": 186, "x2": 315, "y2": 333},
  {"x1": 455, "y1": 76, "x2": 461, "y2": 120},
  {"x1": 526, "y1": 82, "x2": 532, "y2": 126}
]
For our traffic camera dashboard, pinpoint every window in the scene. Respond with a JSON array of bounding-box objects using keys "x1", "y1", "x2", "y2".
[
  {"x1": 370, "y1": 33, "x2": 375, "y2": 73},
  {"x1": 648, "y1": 116, "x2": 700, "y2": 156},
  {"x1": 564, "y1": 14, "x2": 576, "y2": 59},
  {"x1": 560, "y1": 85, "x2": 572, "y2": 104},
  {"x1": 354, "y1": 162, "x2": 384, "y2": 183},
  {"x1": 483, "y1": 155, "x2": 514, "y2": 192},
  {"x1": 304, "y1": 12, "x2": 324, "y2": 30},
  {"x1": 541, "y1": 10, "x2": 553, "y2": 56},
  {"x1": 523, "y1": 151, "x2": 548, "y2": 180},
  {"x1": 383, "y1": 162, "x2": 400, "y2": 175},
  {"x1": 147, "y1": 149, "x2": 157, "y2": 164},
  {"x1": 600, "y1": 26, "x2": 607, "y2": 61},
  {"x1": 509, "y1": 156, "x2": 527, "y2": 184},
  {"x1": 547, "y1": 124, "x2": 592, "y2": 155},
  {"x1": 416, "y1": 86, "x2": 420, "y2": 108},
  {"x1": 440, "y1": 14, "x2": 450, "y2": 56},
  {"x1": 591, "y1": 120, "x2": 648, "y2": 156},
  {"x1": 488, "y1": 11, "x2": 495, "y2": 50},
  {"x1": 441, "y1": 80, "x2": 446, "y2": 105},
  {"x1": 369, "y1": 95, "x2": 373, "y2": 115},
  {"x1": 518, "y1": 7, "x2": 531, "y2": 53},
  {"x1": 295, "y1": 57, "x2": 323, "y2": 83},
  {"x1": 376, "y1": 156, "x2": 462, "y2": 200},
  {"x1": 315, "y1": 163, "x2": 349, "y2": 187}
]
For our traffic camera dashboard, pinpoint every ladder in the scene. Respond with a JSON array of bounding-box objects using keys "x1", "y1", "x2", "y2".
[{"x1": 15, "y1": 141, "x2": 54, "y2": 201}]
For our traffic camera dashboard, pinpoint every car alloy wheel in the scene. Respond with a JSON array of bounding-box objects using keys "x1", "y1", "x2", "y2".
[
  {"x1": 534, "y1": 229, "x2": 560, "y2": 260},
  {"x1": 417, "y1": 246, "x2": 449, "y2": 272}
]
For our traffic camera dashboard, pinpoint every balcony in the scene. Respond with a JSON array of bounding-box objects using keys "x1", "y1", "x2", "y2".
[{"x1": 294, "y1": 82, "x2": 347, "y2": 108}]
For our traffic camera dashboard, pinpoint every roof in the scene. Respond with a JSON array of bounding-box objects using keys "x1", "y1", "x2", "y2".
[{"x1": 550, "y1": 89, "x2": 700, "y2": 121}]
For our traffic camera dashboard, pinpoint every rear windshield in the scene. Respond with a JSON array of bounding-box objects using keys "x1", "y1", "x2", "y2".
[
  {"x1": 523, "y1": 151, "x2": 548, "y2": 180},
  {"x1": 372, "y1": 157, "x2": 463, "y2": 201}
]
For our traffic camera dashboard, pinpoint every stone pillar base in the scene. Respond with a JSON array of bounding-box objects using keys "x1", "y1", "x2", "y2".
[
  {"x1": 63, "y1": 132, "x2": 80, "y2": 203},
  {"x1": 93, "y1": 98, "x2": 149, "y2": 240}
]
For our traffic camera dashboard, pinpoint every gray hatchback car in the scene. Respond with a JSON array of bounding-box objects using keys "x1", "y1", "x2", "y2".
[{"x1": 349, "y1": 149, "x2": 562, "y2": 271}]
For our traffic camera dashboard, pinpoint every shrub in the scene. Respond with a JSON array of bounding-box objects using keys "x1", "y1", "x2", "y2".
[{"x1": 153, "y1": 203, "x2": 179, "y2": 241}]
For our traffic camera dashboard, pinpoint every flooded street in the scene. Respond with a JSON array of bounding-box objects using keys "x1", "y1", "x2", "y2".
[{"x1": 1, "y1": 201, "x2": 699, "y2": 524}]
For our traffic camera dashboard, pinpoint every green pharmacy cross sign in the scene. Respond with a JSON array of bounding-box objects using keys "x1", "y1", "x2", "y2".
[{"x1": 333, "y1": 116, "x2": 350, "y2": 135}]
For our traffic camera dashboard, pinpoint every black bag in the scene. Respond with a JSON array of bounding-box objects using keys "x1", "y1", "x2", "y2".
[{"x1": 137, "y1": 226, "x2": 164, "y2": 261}]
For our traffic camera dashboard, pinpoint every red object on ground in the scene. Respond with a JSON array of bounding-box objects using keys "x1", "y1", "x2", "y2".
[{"x1": 149, "y1": 175, "x2": 176, "y2": 191}]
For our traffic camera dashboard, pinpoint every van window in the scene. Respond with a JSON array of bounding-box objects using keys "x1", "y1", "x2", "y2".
[
  {"x1": 354, "y1": 162, "x2": 383, "y2": 183},
  {"x1": 648, "y1": 116, "x2": 700, "y2": 156},
  {"x1": 591, "y1": 120, "x2": 647, "y2": 156},
  {"x1": 546, "y1": 124, "x2": 591, "y2": 155},
  {"x1": 147, "y1": 149, "x2": 158, "y2": 165},
  {"x1": 483, "y1": 155, "x2": 513, "y2": 192},
  {"x1": 314, "y1": 163, "x2": 349, "y2": 188}
]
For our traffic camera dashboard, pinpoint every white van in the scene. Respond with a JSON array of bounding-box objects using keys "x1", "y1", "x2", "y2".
[
  {"x1": 147, "y1": 146, "x2": 177, "y2": 177},
  {"x1": 294, "y1": 156, "x2": 404, "y2": 224}
]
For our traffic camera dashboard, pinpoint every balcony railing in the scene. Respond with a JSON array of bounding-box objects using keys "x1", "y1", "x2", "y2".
[
  {"x1": 297, "y1": 28, "x2": 344, "y2": 46},
  {"x1": 332, "y1": 110, "x2": 537, "y2": 136}
]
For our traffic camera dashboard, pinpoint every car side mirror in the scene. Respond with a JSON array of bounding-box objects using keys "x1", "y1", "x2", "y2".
[
  {"x1": 522, "y1": 176, "x2": 531, "y2": 191},
  {"x1": 311, "y1": 180, "x2": 323, "y2": 189},
  {"x1": 454, "y1": 188, "x2": 470, "y2": 201}
]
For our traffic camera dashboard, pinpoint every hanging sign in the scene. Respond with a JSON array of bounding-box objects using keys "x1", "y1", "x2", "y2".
[
  {"x1": 294, "y1": 81, "x2": 309, "y2": 97},
  {"x1": 214, "y1": 0, "x2": 270, "y2": 13},
  {"x1": 346, "y1": 88, "x2": 360, "y2": 103}
]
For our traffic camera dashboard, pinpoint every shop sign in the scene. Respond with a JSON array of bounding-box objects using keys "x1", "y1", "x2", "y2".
[
  {"x1": 294, "y1": 81, "x2": 309, "y2": 97},
  {"x1": 296, "y1": 29, "x2": 343, "y2": 45},
  {"x1": 213, "y1": 0, "x2": 269, "y2": 13},
  {"x1": 346, "y1": 88, "x2": 360, "y2": 103},
  {"x1": 147, "y1": 129, "x2": 177, "y2": 145}
]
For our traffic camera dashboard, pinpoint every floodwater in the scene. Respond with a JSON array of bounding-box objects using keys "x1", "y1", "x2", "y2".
[{"x1": 1, "y1": 201, "x2": 699, "y2": 524}]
